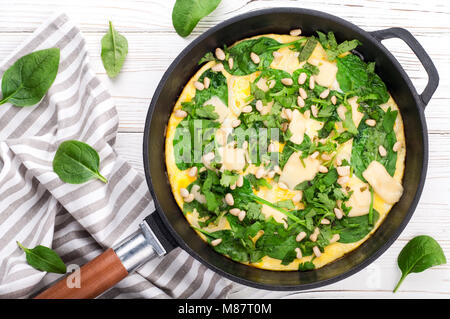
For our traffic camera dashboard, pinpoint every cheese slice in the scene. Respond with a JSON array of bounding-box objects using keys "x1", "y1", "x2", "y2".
[
  {"x1": 271, "y1": 46, "x2": 305, "y2": 74},
  {"x1": 362, "y1": 161, "x2": 403, "y2": 204},
  {"x1": 219, "y1": 145, "x2": 246, "y2": 171},
  {"x1": 289, "y1": 109, "x2": 306, "y2": 144},
  {"x1": 348, "y1": 96, "x2": 364, "y2": 128},
  {"x1": 346, "y1": 176, "x2": 371, "y2": 217},
  {"x1": 279, "y1": 153, "x2": 320, "y2": 189},
  {"x1": 315, "y1": 61, "x2": 338, "y2": 88},
  {"x1": 203, "y1": 96, "x2": 229, "y2": 123}
]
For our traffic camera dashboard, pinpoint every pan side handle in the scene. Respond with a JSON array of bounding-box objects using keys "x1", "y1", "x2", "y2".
[
  {"x1": 34, "y1": 248, "x2": 130, "y2": 299},
  {"x1": 370, "y1": 27, "x2": 439, "y2": 108}
]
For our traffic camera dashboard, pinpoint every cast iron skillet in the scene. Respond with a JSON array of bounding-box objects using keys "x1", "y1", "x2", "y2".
[{"x1": 143, "y1": 8, "x2": 439, "y2": 290}]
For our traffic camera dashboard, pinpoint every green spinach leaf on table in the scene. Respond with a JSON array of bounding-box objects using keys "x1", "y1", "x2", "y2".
[
  {"x1": 394, "y1": 235, "x2": 446, "y2": 292},
  {"x1": 53, "y1": 140, "x2": 108, "y2": 184},
  {"x1": 172, "y1": 0, "x2": 221, "y2": 37},
  {"x1": 0, "y1": 48, "x2": 60, "y2": 107},
  {"x1": 101, "y1": 21, "x2": 128, "y2": 78}
]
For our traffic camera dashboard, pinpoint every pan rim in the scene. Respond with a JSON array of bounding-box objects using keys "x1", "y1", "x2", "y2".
[{"x1": 142, "y1": 7, "x2": 429, "y2": 291}]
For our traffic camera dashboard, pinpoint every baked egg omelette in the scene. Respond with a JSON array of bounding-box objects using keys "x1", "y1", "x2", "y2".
[{"x1": 165, "y1": 29, "x2": 405, "y2": 271}]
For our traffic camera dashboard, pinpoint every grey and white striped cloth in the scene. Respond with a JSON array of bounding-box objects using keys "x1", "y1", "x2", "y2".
[{"x1": 0, "y1": 13, "x2": 232, "y2": 299}]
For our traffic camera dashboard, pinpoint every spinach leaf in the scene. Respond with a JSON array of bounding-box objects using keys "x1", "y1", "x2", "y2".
[
  {"x1": 351, "y1": 106, "x2": 397, "y2": 180},
  {"x1": 394, "y1": 235, "x2": 446, "y2": 292},
  {"x1": 17, "y1": 241, "x2": 66, "y2": 274},
  {"x1": 334, "y1": 211, "x2": 379, "y2": 243},
  {"x1": 0, "y1": 48, "x2": 60, "y2": 107},
  {"x1": 53, "y1": 140, "x2": 108, "y2": 184},
  {"x1": 172, "y1": 0, "x2": 221, "y2": 37},
  {"x1": 195, "y1": 69, "x2": 228, "y2": 105},
  {"x1": 336, "y1": 54, "x2": 389, "y2": 105},
  {"x1": 101, "y1": 21, "x2": 128, "y2": 78},
  {"x1": 298, "y1": 37, "x2": 318, "y2": 62}
]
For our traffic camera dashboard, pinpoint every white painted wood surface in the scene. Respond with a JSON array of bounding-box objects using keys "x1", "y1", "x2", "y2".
[{"x1": 0, "y1": 0, "x2": 449, "y2": 298}]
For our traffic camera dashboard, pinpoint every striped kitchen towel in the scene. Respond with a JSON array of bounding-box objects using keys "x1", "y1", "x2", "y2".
[{"x1": 0, "y1": 13, "x2": 232, "y2": 299}]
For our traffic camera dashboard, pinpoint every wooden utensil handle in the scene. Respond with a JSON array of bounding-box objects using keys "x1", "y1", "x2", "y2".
[{"x1": 34, "y1": 248, "x2": 128, "y2": 299}]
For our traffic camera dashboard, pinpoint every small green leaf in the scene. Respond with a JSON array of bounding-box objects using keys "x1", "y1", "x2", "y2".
[
  {"x1": 17, "y1": 241, "x2": 66, "y2": 274},
  {"x1": 101, "y1": 21, "x2": 128, "y2": 78},
  {"x1": 172, "y1": 0, "x2": 221, "y2": 37},
  {"x1": 394, "y1": 235, "x2": 446, "y2": 292},
  {"x1": 53, "y1": 140, "x2": 108, "y2": 184},
  {"x1": 0, "y1": 48, "x2": 60, "y2": 107}
]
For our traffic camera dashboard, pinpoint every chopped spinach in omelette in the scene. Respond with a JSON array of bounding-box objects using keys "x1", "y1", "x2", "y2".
[{"x1": 166, "y1": 30, "x2": 405, "y2": 271}]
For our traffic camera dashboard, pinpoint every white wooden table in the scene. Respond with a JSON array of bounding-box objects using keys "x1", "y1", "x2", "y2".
[{"x1": 0, "y1": 0, "x2": 449, "y2": 299}]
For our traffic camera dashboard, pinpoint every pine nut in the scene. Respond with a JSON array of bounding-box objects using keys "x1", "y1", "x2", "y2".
[
  {"x1": 297, "y1": 96, "x2": 305, "y2": 107},
  {"x1": 268, "y1": 79, "x2": 276, "y2": 89},
  {"x1": 236, "y1": 175, "x2": 244, "y2": 187},
  {"x1": 321, "y1": 218, "x2": 331, "y2": 225},
  {"x1": 250, "y1": 52, "x2": 260, "y2": 64},
  {"x1": 281, "y1": 78, "x2": 293, "y2": 86},
  {"x1": 331, "y1": 95, "x2": 337, "y2": 105},
  {"x1": 194, "y1": 81, "x2": 204, "y2": 91},
  {"x1": 292, "y1": 192, "x2": 303, "y2": 203},
  {"x1": 231, "y1": 119, "x2": 241, "y2": 128},
  {"x1": 255, "y1": 100, "x2": 263, "y2": 111},
  {"x1": 309, "y1": 76, "x2": 315, "y2": 89},
  {"x1": 228, "y1": 57, "x2": 234, "y2": 70},
  {"x1": 379, "y1": 145, "x2": 387, "y2": 157},
  {"x1": 334, "y1": 207, "x2": 343, "y2": 220},
  {"x1": 281, "y1": 122, "x2": 289, "y2": 132},
  {"x1": 337, "y1": 105, "x2": 346, "y2": 121},
  {"x1": 230, "y1": 183, "x2": 236, "y2": 190},
  {"x1": 337, "y1": 175, "x2": 349, "y2": 186},
  {"x1": 296, "y1": 231, "x2": 307, "y2": 242},
  {"x1": 313, "y1": 246, "x2": 322, "y2": 257},
  {"x1": 274, "y1": 165, "x2": 282, "y2": 174},
  {"x1": 202, "y1": 152, "x2": 215, "y2": 164},
  {"x1": 215, "y1": 48, "x2": 226, "y2": 60},
  {"x1": 319, "y1": 89, "x2": 330, "y2": 99},
  {"x1": 330, "y1": 234, "x2": 340, "y2": 243},
  {"x1": 284, "y1": 108, "x2": 293, "y2": 121},
  {"x1": 336, "y1": 157, "x2": 343, "y2": 166},
  {"x1": 303, "y1": 110, "x2": 311, "y2": 119},
  {"x1": 267, "y1": 170, "x2": 276, "y2": 179},
  {"x1": 184, "y1": 193, "x2": 195, "y2": 203},
  {"x1": 310, "y1": 227, "x2": 320, "y2": 242},
  {"x1": 242, "y1": 105, "x2": 253, "y2": 113},
  {"x1": 203, "y1": 77, "x2": 210, "y2": 89},
  {"x1": 365, "y1": 119, "x2": 376, "y2": 127},
  {"x1": 211, "y1": 238, "x2": 222, "y2": 246},
  {"x1": 188, "y1": 166, "x2": 198, "y2": 177},
  {"x1": 290, "y1": 28, "x2": 302, "y2": 36},
  {"x1": 211, "y1": 63, "x2": 224, "y2": 72},
  {"x1": 229, "y1": 208, "x2": 240, "y2": 216},
  {"x1": 174, "y1": 109, "x2": 187, "y2": 118},
  {"x1": 278, "y1": 182, "x2": 288, "y2": 190},
  {"x1": 199, "y1": 167, "x2": 206, "y2": 173},
  {"x1": 393, "y1": 141, "x2": 402, "y2": 152},
  {"x1": 298, "y1": 72, "x2": 307, "y2": 85},
  {"x1": 273, "y1": 51, "x2": 282, "y2": 58},
  {"x1": 319, "y1": 165, "x2": 328, "y2": 173},
  {"x1": 311, "y1": 151, "x2": 319, "y2": 159},
  {"x1": 225, "y1": 193, "x2": 234, "y2": 206},
  {"x1": 180, "y1": 188, "x2": 189, "y2": 198},
  {"x1": 242, "y1": 140, "x2": 248, "y2": 150},
  {"x1": 268, "y1": 143, "x2": 276, "y2": 153},
  {"x1": 299, "y1": 87, "x2": 308, "y2": 99},
  {"x1": 295, "y1": 247, "x2": 303, "y2": 259},
  {"x1": 255, "y1": 166, "x2": 265, "y2": 179},
  {"x1": 311, "y1": 104, "x2": 319, "y2": 118},
  {"x1": 321, "y1": 153, "x2": 332, "y2": 161},
  {"x1": 238, "y1": 210, "x2": 246, "y2": 221},
  {"x1": 336, "y1": 166, "x2": 350, "y2": 176}
]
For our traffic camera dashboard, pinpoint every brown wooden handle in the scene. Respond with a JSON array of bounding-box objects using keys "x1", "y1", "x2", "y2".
[{"x1": 34, "y1": 248, "x2": 128, "y2": 299}]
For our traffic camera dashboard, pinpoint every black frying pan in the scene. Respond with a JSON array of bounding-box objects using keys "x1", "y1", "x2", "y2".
[{"x1": 36, "y1": 8, "x2": 439, "y2": 298}]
